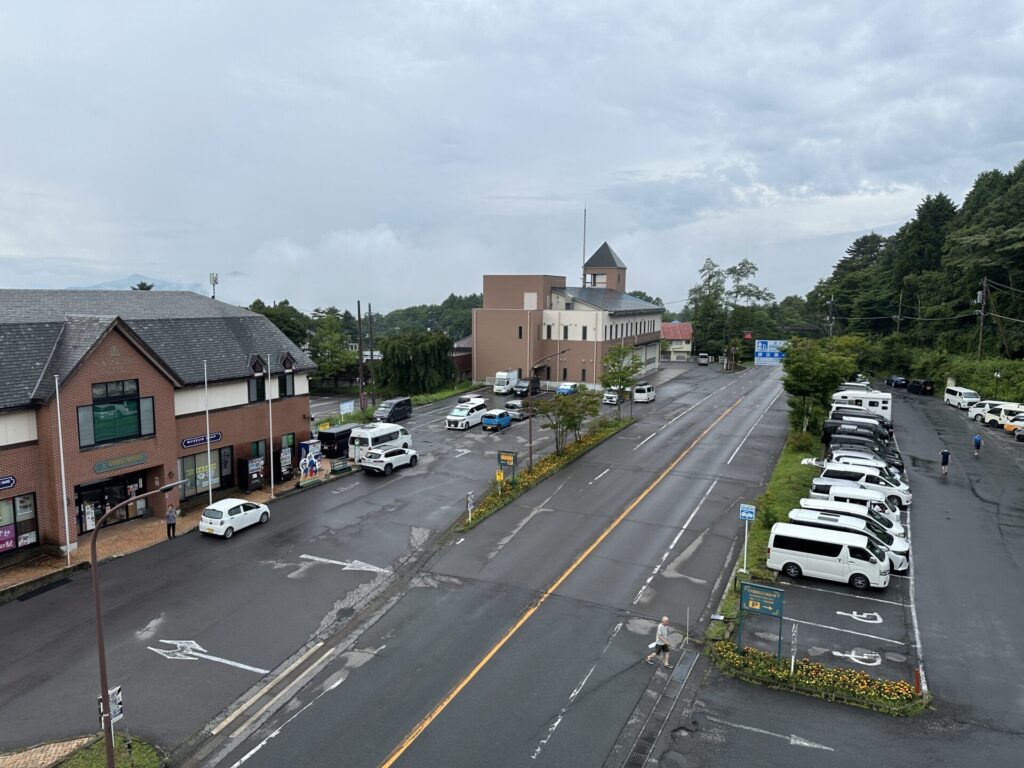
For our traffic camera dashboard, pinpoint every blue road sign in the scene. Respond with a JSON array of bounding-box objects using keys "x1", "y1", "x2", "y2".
[{"x1": 739, "y1": 503, "x2": 756, "y2": 521}]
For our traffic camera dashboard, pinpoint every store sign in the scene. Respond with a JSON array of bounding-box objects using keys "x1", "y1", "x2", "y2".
[
  {"x1": 0, "y1": 476, "x2": 14, "y2": 491},
  {"x1": 94, "y1": 453, "x2": 148, "y2": 474},
  {"x1": 181, "y1": 432, "x2": 223, "y2": 450}
]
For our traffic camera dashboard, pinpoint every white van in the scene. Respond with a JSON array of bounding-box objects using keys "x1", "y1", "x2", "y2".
[
  {"x1": 446, "y1": 399, "x2": 488, "y2": 430},
  {"x1": 968, "y1": 400, "x2": 1012, "y2": 422},
  {"x1": 633, "y1": 382, "x2": 656, "y2": 403},
  {"x1": 348, "y1": 423, "x2": 412, "y2": 462},
  {"x1": 943, "y1": 386, "x2": 980, "y2": 409},
  {"x1": 827, "y1": 448, "x2": 903, "y2": 479},
  {"x1": 819, "y1": 462, "x2": 912, "y2": 507},
  {"x1": 831, "y1": 391, "x2": 892, "y2": 419},
  {"x1": 981, "y1": 403, "x2": 1024, "y2": 428},
  {"x1": 767, "y1": 522, "x2": 889, "y2": 589},
  {"x1": 697, "y1": 353, "x2": 710, "y2": 366},
  {"x1": 787, "y1": 509, "x2": 910, "y2": 572},
  {"x1": 798, "y1": 498, "x2": 905, "y2": 537},
  {"x1": 825, "y1": 485, "x2": 902, "y2": 524}
]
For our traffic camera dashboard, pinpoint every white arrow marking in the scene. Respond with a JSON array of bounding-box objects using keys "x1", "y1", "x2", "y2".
[
  {"x1": 832, "y1": 649, "x2": 882, "y2": 666},
  {"x1": 455, "y1": 449, "x2": 471, "y2": 458},
  {"x1": 836, "y1": 610, "x2": 883, "y2": 624},
  {"x1": 705, "y1": 716, "x2": 833, "y2": 751},
  {"x1": 299, "y1": 554, "x2": 391, "y2": 575},
  {"x1": 148, "y1": 640, "x2": 269, "y2": 674}
]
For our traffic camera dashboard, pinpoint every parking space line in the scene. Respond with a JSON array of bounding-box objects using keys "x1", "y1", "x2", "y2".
[
  {"x1": 784, "y1": 617, "x2": 906, "y2": 646},
  {"x1": 776, "y1": 581, "x2": 904, "y2": 606},
  {"x1": 898, "y1": 430, "x2": 929, "y2": 693}
]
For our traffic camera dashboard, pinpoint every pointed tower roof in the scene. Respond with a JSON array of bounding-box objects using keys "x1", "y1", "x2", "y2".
[{"x1": 584, "y1": 242, "x2": 626, "y2": 269}]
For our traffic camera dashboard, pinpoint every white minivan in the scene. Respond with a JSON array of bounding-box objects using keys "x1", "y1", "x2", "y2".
[
  {"x1": 819, "y1": 462, "x2": 912, "y2": 507},
  {"x1": 826, "y1": 485, "x2": 902, "y2": 524},
  {"x1": 798, "y1": 498, "x2": 905, "y2": 537},
  {"x1": 943, "y1": 386, "x2": 980, "y2": 409},
  {"x1": 981, "y1": 403, "x2": 1024, "y2": 428},
  {"x1": 633, "y1": 382, "x2": 656, "y2": 403},
  {"x1": 348, "y1": 423, "x2": 412, "y2": 462},
  {"x1": 767, "y1": 522, "x2": 889, "y2": 589},
  {"x1": 968, "y1": 400, "x2": 1012, "y2": 422},
  {"x1": 787, "y1": 509, "x2": 910, "y2": 572}
]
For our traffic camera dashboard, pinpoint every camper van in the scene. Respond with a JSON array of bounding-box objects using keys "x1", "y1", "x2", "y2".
[
  {"x1": 766, "y1": 522, "x2": 889, "y2": 589},
  {"x1": 348, "y1": 423, "x2": 412, "y2": 462},
  {"x1": 831, "y1": 390, "x2": 892, "y2": 419}
]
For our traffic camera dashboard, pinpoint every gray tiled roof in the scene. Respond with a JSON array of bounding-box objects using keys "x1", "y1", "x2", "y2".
[
  {"x1": 584, "y1": 242, "x2": 626, "y2": 269},
  {"x1": 554, "y1": 287, "x2": 664, "y2": 315},
  {"x1": 0, "y1": 290, "x2": 315, "y2": 410}
]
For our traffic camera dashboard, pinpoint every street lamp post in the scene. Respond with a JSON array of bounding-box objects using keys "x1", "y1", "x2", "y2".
[
  {"x1": 91, "y1": 480, "x2": 187, "y2": 768},
  {"x1": 528, "y1": 348, "x2": 570, "y2": 471}
]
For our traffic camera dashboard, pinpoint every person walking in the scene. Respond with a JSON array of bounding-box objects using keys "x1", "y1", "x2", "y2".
[
  {"x1": 166, "y1": 504, "x2": 178, "y2": 539},
  {"x1": 940, "y1": 448, "x2": 951, "y2": 476},
  {"x1": 645, "y1": 616, "x2": 672, "y2": 667},
  {"x1": 973, "y1": 433, "x2": 983, "y2": 457}
]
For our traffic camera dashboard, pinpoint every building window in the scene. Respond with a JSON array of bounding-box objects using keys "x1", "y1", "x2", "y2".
[
  {"x1": 582, "y1": 326, "x2": 588, "y2": 341},
  {"x1": 278, "y1": 373, "x2": 295, "y2": 398},
  {"x1": 0, "y1": 493, "x2": 38, "y2": 553},
  {"x1": 562, "y1": 367, "x2": 568, "y2": 381},
  {"x1": 563, "y1": 325, "x2": 569, "y2": 340},
  {"x1": 248, "y1": 377, "x2": 266, "y2": 403},
  {"x1": 78, "y1": 380, "x2": 154, "y2": 448},
  {"x1": 518, "y1": 325, "x2": 523, "y2": 339},
  {"x1": 178, "y1": 447, "x2": 235, "y2": 500},
  {"x1": 546, "y1": 325, "x2": 552, "y2": 340},
  {"x1": 251, "y1": 440, "x2": 266, "y2": 459},
  {"x1": 581, "y1": 368, "x2": 587, "y2": 382}
]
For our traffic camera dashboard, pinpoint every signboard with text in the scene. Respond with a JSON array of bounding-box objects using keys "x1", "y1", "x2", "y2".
[
  {"x1": 0, "y1": 475, "x2": 14, "y2": 491},
  {"x1": 181, "y1": 432, "x2": 223, "y2": 450},
  {"x1": 754, "y1": 339, "x2": 786, "y2": 367},
  {"x1": 740, "y1": 582, "x2": 784, "y2": 617}
]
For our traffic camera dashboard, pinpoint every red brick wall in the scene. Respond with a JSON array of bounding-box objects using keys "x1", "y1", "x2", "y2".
[{"x1": 0, "y1": 440, "x2": 45, "y2": 554}]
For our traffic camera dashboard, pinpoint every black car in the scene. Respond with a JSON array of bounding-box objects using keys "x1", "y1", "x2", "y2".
[
  {"x1": 885, "y1": 375, "x2": 908, "y2": 387},
  {"x1": 907, "y1": 379, "x2": 934, "y2": 395},
  {"x1": 1016, "y1": 429, "x2": 1024, "y2": 443},
  {"x1": 513, "y1": 376, "x2": 541, "y2": 397}
]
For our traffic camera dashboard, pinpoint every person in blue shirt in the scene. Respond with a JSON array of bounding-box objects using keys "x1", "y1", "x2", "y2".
[{"x1": 973, "y1": 434, "x2": 983, "y2": 456}]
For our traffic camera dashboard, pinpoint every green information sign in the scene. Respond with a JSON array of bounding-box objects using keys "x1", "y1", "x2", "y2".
[
  {"x1": 94, "y1": 452, "x2": 148, "y2": 475},
  {"x1": 736, "y1": 581, "x2": 785, "y2": 657}
]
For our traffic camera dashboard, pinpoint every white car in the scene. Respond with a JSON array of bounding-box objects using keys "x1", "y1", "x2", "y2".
[
  {"x1": 633, "y1": 382, "x2": 656, "y2": 402},
  {"x1": 360, "y1": 447, "x2": 419, "y2": 475},
  {"x1": 199, "y1": 498, "x2": 270, "y2": 539},
  {"x1": 446, "y1": 400, "x2": 487, "y2": 430}
]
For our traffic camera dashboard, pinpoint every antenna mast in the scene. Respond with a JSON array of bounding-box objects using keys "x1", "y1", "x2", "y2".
[{"x1": 582, "y1": 204, "x2": 587, "y2": 287}]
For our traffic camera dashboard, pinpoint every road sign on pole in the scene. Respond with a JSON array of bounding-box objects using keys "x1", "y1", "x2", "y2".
[
  {"x1": 98, "y1": 685, "x2": 124, "y2": 726},
  {"x1": 739, "y1": 504, "x2": 755, "y2": 572}
]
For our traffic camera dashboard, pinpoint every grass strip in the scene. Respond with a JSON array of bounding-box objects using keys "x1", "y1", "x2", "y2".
[{"x1": 59, "y1": 734, "x2": 165, "y2": 767}]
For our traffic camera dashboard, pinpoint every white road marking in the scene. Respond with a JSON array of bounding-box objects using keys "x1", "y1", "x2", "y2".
[
  {"x1": 531, "y1": 622, "x2": 624, "y2": 760},
  {"x1": 331, "y1": 482, "x2": 360, "y2": 495},
  {"x1": 783, "y1": 617, "x2": 905, "y2": 646},
  {"x1": 148, "y1": 640, "x2": 270, "y2": 674},
  {"x1": 900, "y1": 432, "x2": 928, "y2": 692},
  {"x1": 667, "y1": 391, "x2": 718, "y2": 425},
  {"x1": 633, "y1": 480, "x2": 718, "y2": 605},
  {"x1": 836, "y1": 610, "x2": 883, "y2": 624},
  {"x1": 634, "y1": 432, "x2": 658, "y2": 450},
  {"x1": 455, "y1": 537, "x2": 465, "y2": 545},
  {"x1": 455, "y1": 449, "x2": 471, "y2": 458},
  {"x1": 299, "y1": 554, "x2": 391, "y2": 575},
  {"x1": 704, "y1": 716, "x2": 834, "y2": 751},
  {"x1": 588, "y1": 468, "x2": 611, "y2": 485},
  {"x1": 727, "y1": 388, "x2": 784, "y2": 464},
  {"x1": 775, "y1": 581, "x2": 904, "y2": 606},
  {"x1": 832, "y1": 649, "x2": 882, "y2": 666}
]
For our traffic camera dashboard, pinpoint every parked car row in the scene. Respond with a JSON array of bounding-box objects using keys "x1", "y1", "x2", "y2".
[
  {"x1": 885, "y1": 375, "x2": 933, "y2": 394},
  {"x1": 769, "y1": 390, "x2": 911, "y2": 590}
]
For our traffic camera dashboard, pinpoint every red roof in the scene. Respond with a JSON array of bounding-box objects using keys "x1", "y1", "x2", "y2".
[{"x1": 661, "y1": 321, "x2": 692, "y2": 341}]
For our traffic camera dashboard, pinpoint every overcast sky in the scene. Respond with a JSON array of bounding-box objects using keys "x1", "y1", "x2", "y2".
[{"x1": 2, "y1": 1, "x2": 1023, "y2": 314}]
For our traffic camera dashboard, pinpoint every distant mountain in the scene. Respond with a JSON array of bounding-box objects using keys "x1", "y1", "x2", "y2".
[{"x1": 70, "y1": 274, "x2": 208, "y2": 293}]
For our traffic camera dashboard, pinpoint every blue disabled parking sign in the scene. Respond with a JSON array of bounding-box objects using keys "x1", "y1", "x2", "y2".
[{"x1": 739, "y1": 504, "x2": 756, "y2": 520}]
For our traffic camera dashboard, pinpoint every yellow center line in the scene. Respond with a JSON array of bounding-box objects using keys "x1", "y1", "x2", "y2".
[{"x1": 379, "y1": 396, "x2": 745, "y2": 767}]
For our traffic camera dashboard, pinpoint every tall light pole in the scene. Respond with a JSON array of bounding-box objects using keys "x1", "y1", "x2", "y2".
[
  {"x1": 266, "y1": 353, "x2": 275, "y2": 499},
  {"x1": 528, "y1": 348, "x2": 571, "y2": 471},
  {"x1": 91, "y1": 480, "x2": 187, "y2": 768}
]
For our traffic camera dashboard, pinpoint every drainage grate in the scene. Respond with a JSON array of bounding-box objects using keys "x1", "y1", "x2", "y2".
[
  {"x1": 623, "y1": 733, "x2": 656, "y2": 768},
  {"x1": 17, "y1": 578, "x2": 71, "y2": 601},
  {"x1": 618, "y1": 650, "x2": 698, "y2": 768}
]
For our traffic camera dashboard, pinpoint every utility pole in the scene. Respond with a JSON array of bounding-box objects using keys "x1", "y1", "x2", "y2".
[
  {"x1": 984, "y1": 278, "x2": 1011, "y2": 358},
  {"x1": 357, "y1": 301, "x2": 365, "y2": 411},
  {"x1": 368, "y1": 303, "x2": 377, "y2": 407},
  {"x1": 976, "y1": 280, "x2": 985, "y2": 360},
  {"x1": 895, "y1": 290, "x2": 903, "y2": 334}
]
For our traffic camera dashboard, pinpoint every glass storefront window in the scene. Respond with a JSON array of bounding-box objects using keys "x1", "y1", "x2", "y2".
[
  {"x1": 179, "y1": 447, "x2": 235, "y2": 500},
  {"x1": 1, "y1": 493, "x2": 38, "y2": 553}
]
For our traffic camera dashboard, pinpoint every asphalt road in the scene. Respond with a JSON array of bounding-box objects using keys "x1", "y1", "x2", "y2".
[
  {"x1": 201, "y1": 365, "x2": 790, "y2": 767},
  {"x1": 657, "y1": 386, "x2": 1024, "y2": 768}
]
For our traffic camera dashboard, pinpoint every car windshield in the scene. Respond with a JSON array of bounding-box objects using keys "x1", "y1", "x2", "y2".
[
  {"x1": 865, "y1": 507, "x2": 892, "y2": 528},
  {"x1": 363, "y1": 450, "x2": 384, "y2": 461},
  {"x1": 351, "y1": 436, "x2": 369, "y2": 446},
  {"x1": 203, "y1": 508, "x2": 223, "y2": 520},
  {"x1": 866, "y1": 519, "x2": 893, "y2": 544},
  {"x1": 451, "y1": 407, "x2": 470, "y2": 416},
  {"x1": 867, "y1": 541, "x2": 886, "y2": 561},
  {"x1": 374, "y1": 407, "x2": 390, "y2": 416}
]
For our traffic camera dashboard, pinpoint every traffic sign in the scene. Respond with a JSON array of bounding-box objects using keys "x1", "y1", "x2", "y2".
[
  {"x1": 739, "y1": 504, "x2": 756, "y2": 521},
  {"x1": 740, "y1": 583, "x2": 784, "y2": 617}
]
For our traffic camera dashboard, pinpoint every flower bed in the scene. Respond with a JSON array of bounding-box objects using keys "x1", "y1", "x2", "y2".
[
  {"x1": 458, "y1": 418, "x2": 633, "y2": 531},
  {"x1": 709, "y1": 641, "x2": 927, "y2": 716}
]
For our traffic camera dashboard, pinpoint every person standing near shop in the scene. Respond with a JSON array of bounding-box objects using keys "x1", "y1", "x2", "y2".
[{"x1": 166, "y1": 503, "x2": 178, "y2": 539}]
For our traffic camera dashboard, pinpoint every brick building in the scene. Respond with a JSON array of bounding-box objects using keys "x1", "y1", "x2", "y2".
[
  {"x1": 0, "y1": 290, "x2": 315, "y2": 562},
  {"x1": 472, "y1": 243, "x2": 664, "y2": 386}
]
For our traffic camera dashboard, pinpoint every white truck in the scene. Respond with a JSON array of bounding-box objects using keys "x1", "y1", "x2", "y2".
[{"x1": 493, "y1": 370, "x2": 520, "y2": 395}]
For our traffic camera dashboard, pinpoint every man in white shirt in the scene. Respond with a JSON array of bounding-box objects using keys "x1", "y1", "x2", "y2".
[{"x1": 645, "y1": 616, "x2": 672, "y2": 667}]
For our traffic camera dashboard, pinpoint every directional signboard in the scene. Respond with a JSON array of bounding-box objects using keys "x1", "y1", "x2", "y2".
[
  {"x1": 737, "y1": 582, "x2": 785, "y2": 657},
  {"x1": 739, "y1": 503, "x2": 756, "y2": 521},
  {"x1": 754, "y1": 339, "x2": 786, "y2": 366}
]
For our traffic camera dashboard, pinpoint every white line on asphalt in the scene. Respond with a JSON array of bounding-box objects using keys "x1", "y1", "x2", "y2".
[
  {"x1": 299, "y1": 554, "x2": 391, "y2": 574},
  {"x1": 211, "y1": 643, "x2": 324, "y2": 736},
  {"x1": 634, "y1": 432, "x2": 658, "y2": 450},
  {"x1": 455, "y1": 537, "x2": 465, "y2": 545},
  {"x1": 783, "y1": 617, "x2": 906, "y2": 646},
  {"x1": 531, "y1": 621, "x2": 624, "y2": 760},
  {"x1": 704, "y1": 716, "x2": 834, "y2": 751},
  {"x1": 589, "y1": 468, "x2": 611, "y2": 485},
  {"x1": 228, "y1": 667, "x2": 344, "y2": 768},
  {"x1": 726, "y1": 388, "x2": 784, "y2": 464},
  {"x1": 667, "y1": 391, "x2": 718, "y2": 425},
  {"x1": 775, "y1": 581, "x2": 904, "y2": 606},
  {"x1": 899, "y1": 433, "x2": 929, "y2": 693},
  {"x1": 633, "y1": 480, "x2": 718, "y2": 605}
]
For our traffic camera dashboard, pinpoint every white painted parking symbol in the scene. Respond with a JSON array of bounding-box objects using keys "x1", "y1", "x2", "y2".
[
  {"x1": 836, "y1": 610, "x2": 883, "y2": 624},
  {"x1": 832, "y1": 649, "x2": 882, "y2": 666}
]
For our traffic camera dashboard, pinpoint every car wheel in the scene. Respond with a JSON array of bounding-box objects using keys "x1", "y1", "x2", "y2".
[
  {"x1": 224, "y1": 527, "x2": 234, "y2": 539},
  {"x1": 384, "y1": 464, "x2": 393, "y2": 476},
  {"x1": 974, "y1": 414, "x2": 983, "y2": 422},
  {"x1": 410, "y1": 455, "x2": 418, "y2": 466},
  {"x1": 259, "y1": 511, "x2": 269, "y2": 524},
  {"x1": 782, "y1": 562, "x2": 801, "y2": 579},
  {"x1": 850, "y1": 573, "x2": 870, "y2": 590}
]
